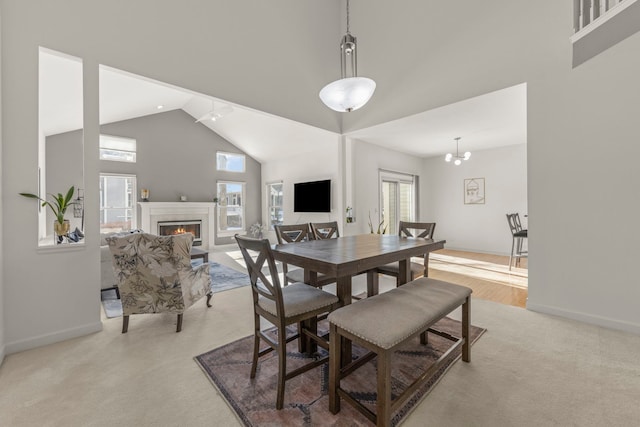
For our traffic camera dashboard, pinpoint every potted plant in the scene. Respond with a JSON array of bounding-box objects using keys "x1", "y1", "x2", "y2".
[{"x1": 20, "y1": 186, "x2": 76, "y2": 241}]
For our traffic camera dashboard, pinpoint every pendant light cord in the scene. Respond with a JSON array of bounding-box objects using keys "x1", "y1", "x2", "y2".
[{"x1": 346, "y1": 0, "x2": 350, "y2": 34}]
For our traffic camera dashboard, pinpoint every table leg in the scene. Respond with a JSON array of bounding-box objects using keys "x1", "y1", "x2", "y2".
[
  {"x1": 367, "y1": 270, "x2": 379, "y2": 297},
  {"x1": 398, "y1": 258, "x2": 410, "y2": 285},
  {"x1": 336, "y1": 276, "x2": 352, "y2": 367},
  {"x1": 304, "y1": 269, "x2": 319, "y2": 287}
]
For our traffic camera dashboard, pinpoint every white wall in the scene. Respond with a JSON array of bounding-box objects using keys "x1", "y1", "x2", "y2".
[
  {"x1": 349, "y1": 139, "x2": 426, "y2": 235},
  {"x1": 0, "y1": 4, "x2": 4, "y2": 364},
  {"x1": 261, "y1": 137, "x2": 342, "y2": 241},
  {"x1": 423, "y1": 144, "x2": 527, "y2": 254}
]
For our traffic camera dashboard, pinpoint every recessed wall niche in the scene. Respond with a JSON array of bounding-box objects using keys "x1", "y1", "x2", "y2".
[{"x1": 37, "y1": 47, "x2": 84, "y2": 246}]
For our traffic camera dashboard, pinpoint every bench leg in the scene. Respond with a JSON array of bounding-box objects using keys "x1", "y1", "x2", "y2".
[
  {"x1": 377, "y1": 349, "x2": 392, "y2": 427},
  {"x1": 329, "y1": 323, "x2": 341, "y2": 414},
  {"x1": 462, "y1": 296, "x2": 470, "y2": 363}
]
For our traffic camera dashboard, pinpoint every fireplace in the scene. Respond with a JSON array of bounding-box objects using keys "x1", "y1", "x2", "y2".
[{"x1": 158, "y1": 220, "x2": 202, "y2": 246}]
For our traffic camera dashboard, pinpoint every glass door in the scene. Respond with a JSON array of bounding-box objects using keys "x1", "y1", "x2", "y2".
[{"x1": 380, "y1": 171, "x2": 416, "y2": 235}]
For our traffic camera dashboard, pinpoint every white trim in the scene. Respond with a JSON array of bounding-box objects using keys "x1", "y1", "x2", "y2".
[
  {"x1": 4, "y1": 321, "x2": 103, "y2": 356},
  {"x1": 527, "y1": 302, "x2": 640, "y2": 335},
  {"x1": 571, "y1": 0, "x2": 638, "y2": 42}
]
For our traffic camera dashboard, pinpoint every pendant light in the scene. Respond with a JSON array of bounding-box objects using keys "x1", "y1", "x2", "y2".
[
  {"x1": 319, "y1": 0, "x2": 376, "y2": 112},
  {"x1": 445, "y1": 137, "x2": 471, "y2": 165}
]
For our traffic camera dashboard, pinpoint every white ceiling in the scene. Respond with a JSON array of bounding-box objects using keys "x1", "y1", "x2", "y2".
[{"x1": 40, "y1": 50, "x2": 526, "y2": 163}]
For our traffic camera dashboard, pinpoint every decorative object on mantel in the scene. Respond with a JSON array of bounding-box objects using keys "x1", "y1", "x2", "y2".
[
  {"x1": 140, "y1": 188, "x2": 149, "y2": 201},
  {"x1": 180, "y1": 195, "x2": 187, "y2": 202},
  {"x1": 368, "y1": 211, "x2": 387, "y2": 234},
  {"x1": 346, "y1": 206, "x2": 354, "y2": 223},
  {"x1": 464, "y1": 178, "x2": 485, "y2": 205},
  {"x1": 249, "y1": 223, "x2": 264, "y2": 239},
  {"x1": 319, "y1": 0, "x2": 376, "y2": 112},
  {"x1": 212, "y1": 196, "x2": 219, "y2": 204},
  {"x1": 20, "y1": 185, "x2": 77, "y2": 244},
  {"x1": 445, "y1": 137, "x2": 471, "y2": 165}
]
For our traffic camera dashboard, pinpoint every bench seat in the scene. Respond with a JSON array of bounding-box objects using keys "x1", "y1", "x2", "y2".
[{"x1": 328, "y1": 277, "x2": 472, "y2": 427}]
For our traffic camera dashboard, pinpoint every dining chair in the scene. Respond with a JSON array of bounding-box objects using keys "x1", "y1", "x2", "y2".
[
  {"x1": 506, "y1": 213, "x2": 528, "y2": 270},
  {"x1": 234, "y1": 234, "x2": 339, "y2": 410},
  {"x1": 310, "y1": 221, "x2": 340, "y2": 240},
  {"x1": 274, "y1": 223, "x2": 337, "y2": 287},
  {"x1": 375, "y1": 221, "x2": 437, "y2": 288}
]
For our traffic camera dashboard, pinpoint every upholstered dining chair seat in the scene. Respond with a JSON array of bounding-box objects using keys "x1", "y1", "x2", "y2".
[
  {"x1": 376, "y1": 260, "x2": 425, "y2": 278},
  {"x1": 259, "y1": 282, "x2": 339, "y2": 318},
  {"x1": 285, "y1": 268, "x2": 338, "y2": 288},
  {"x1": 514, "y1": 230, "x2": 528, "y2": 238}
]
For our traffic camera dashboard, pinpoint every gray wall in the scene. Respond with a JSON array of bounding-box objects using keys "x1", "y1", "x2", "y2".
[
  {"x1": 99, "y1": 109, "x2": 261, "y2": 244},
  {"x1": 47, "y1": 109, "x2": 262, "y2": 245}
]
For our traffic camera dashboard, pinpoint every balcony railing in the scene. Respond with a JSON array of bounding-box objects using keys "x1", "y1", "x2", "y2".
[{"x1": 573, "y1": 0, "x2": 637, "y2": 39}]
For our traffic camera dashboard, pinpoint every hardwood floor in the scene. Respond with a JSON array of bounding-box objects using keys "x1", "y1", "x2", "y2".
[
  {"x1": 213, "y1": 245, "x2": 528, "y2": 309},
  {"x1": 428, "y1": 249, "x2": 528, "y2": 308}
]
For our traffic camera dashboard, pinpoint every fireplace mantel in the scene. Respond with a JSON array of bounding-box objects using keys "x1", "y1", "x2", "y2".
[{"x1": 138, "y1": 202, "x2": 216, "y2": 249}]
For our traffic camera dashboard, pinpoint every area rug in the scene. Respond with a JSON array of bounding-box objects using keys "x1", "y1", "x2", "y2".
[
  {"x1": 101, "y1": 262, "x2": 250, "y2": 318},
  {"x1": 195, "y1": 317, "x2": 486, "y2": 426}
]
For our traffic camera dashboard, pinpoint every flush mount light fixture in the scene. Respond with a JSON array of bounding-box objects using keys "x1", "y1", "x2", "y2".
[
  {"x1": 445, "y1": 137, "x2": 471, "y2": 166},
  {"x1": 195, "y1": 101, "x2": 233, "y2": 123},
  {"x1": 319, "y1": 0, "x2": 376, "y2": 112}
]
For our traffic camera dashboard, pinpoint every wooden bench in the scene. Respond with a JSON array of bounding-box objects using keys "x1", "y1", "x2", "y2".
[{"x1": 328, "y1": 277, "x2": 472, "y2": 427}]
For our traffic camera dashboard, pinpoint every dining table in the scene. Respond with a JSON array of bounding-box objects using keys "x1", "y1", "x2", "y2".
[{"x1": 271, "y1": 233, "x2": 446, "y2": 365}]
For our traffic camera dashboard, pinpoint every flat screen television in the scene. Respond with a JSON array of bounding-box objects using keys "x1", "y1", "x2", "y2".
[{"x1": 294, "y1": 179, "x2": 331, "y2": 213}]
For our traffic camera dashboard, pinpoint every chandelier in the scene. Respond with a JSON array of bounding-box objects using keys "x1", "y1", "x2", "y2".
[
  {"x1": 319, "y1": 0, "x2": 376, "y2": 112},
  {"x1": 445, "y1": 137, "x2": 471, "y2": 165}
]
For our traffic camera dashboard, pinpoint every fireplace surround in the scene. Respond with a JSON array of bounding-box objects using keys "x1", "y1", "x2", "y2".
[{"x1": 139, "y1": 202, "x2": 216, "y2": 249}]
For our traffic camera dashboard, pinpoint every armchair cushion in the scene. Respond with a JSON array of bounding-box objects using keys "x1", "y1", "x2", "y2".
[{"x1": 107, "y1": 232, "x2": 211, "y2": 316}]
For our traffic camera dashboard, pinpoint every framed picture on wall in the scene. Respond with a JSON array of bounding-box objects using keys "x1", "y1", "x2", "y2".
[{"x1": 464, "y1": 178, "x2": 485, "y2": 204}]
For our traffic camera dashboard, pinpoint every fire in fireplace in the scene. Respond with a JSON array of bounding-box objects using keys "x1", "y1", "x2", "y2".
[{"x1": 158, "y1": 220, "x2": 202, "y2": 246}]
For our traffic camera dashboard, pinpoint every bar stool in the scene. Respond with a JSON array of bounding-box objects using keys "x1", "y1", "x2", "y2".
[{"x1": 506, "y1": 213, "x2": 527, "y2": 270}]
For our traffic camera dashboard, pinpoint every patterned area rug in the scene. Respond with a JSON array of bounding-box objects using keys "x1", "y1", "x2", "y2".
[
  {"x1": 195, "y1": 317, "x2": 486, "y2": 426},
  {"x1": 101, "y1": 262, "x2": 249, "y2": 318}
]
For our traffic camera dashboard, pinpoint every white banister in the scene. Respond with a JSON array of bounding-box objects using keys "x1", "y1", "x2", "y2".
[{"x1": 572, "y1": 0, "x2": 637, "y2": 41}]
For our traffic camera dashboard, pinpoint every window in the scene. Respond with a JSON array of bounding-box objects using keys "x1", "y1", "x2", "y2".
[
  {"x1": 100, "y1": 174, "x2": 136, "y2": 233},
  {"x1": 267, "y1": 182, "x2": 283, "y2": 229},
  {"x1": 380, "y1": 171, "x2": 416, "y2": 235},
  {"x1": 100, "y1": 134, "x2": 136, "y2": 163},
  {"x1": 217, "y1": 181, "x2": 245, "y2": 233},
  {"x1": 216, "y1": 151, "x2": 245, "y2": 172}
]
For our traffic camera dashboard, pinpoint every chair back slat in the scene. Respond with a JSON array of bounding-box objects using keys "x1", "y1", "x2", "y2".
[
  {"x1": 310, "y1": 221, "x2": 340, "y2": 240},
  {"x1": 274, "y1": 223, "x2": 313, "y2": 244},
  {"x1": 235, "y1": 234, "x2": 283, "y2": 309},
  {"x1": 506, "y1": 213, "x2": 523, "y2": 235},
  {"x1": 398, "y1": 221, "x2": 436, "y2": 239}
]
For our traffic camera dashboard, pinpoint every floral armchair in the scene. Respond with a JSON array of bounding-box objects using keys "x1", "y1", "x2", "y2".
[{"x1": 106, "y1": 232, "x2": 212, "y2": 333}]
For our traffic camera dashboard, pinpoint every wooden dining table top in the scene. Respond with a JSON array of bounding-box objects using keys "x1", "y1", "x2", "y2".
[
  {"x1": 271, "y1": 233, "x2": 446, "y2": 366},
  {"x1": 271, "y1": 233, "x2": 446, "y2": 279}
]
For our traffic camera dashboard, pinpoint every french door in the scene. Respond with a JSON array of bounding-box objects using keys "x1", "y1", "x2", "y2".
[{"x1": 380, "y1": 170, "x2": 416, "y2": 235}]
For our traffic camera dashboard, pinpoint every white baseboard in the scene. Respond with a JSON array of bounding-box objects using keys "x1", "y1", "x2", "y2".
[
  {"x1": 527, "y1": 302, "x2": 640, "y2": 335},
  {"x1": 5, "y1": 321, "x2": 103, "y2": 356}
]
